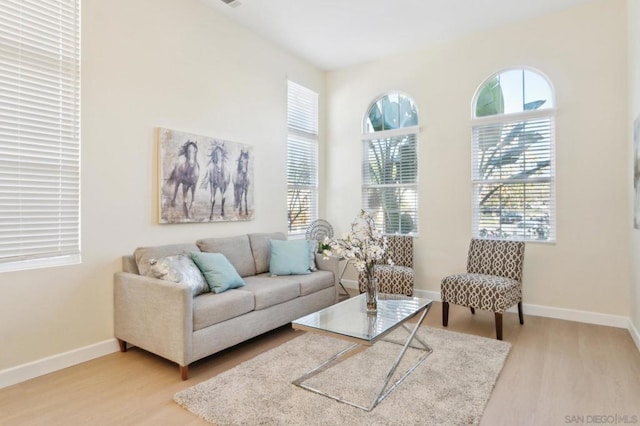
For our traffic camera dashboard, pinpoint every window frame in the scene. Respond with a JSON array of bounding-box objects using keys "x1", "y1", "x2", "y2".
[
  {"x1": 286, "y1": 80, "x2": 319, "y2": 237},
  {"x1": 470, "y1": 67, "x2": 556, "y2": 243},
  {"x1": 362, "y1": 91, "x2": 419, "y2": 236},
  {"x1": 0, "y1": 0, "x2": 82, "y2": 273}
]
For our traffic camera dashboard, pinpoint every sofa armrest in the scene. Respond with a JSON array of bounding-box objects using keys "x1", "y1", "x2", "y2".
[
  {"x1": 315, "y1": 253, "x2": 339, "y2": 280},
  {"x1": 114, "y1": 272, "x2": 193, "y2": 366},
  {"x1": 315, "y1": 254, "x2": 340, "y2": 302}
]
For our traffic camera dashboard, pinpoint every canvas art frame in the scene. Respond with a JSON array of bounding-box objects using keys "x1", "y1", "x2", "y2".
[{"x1": 158, "y1": 128, "x2": 254, "y2": 224}]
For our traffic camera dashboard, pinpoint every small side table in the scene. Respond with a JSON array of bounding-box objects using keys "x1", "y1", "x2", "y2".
[{"x1": 337, "y1": 257, "x2": 350, "y2": 298}]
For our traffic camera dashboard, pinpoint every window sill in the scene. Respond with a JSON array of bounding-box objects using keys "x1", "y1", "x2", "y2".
[{"x1": 0, "y1": 254, "x2": 81, "y2": 274}]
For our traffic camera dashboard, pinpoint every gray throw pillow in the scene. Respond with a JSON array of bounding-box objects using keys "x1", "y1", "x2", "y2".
[
  {"x1": 134, "y1": 243, "x2": 200, "y2": 276},
  {"x1": 147, "y1": 254, "x2": 209, "y2": 296},
  {"x1": 307, "y1": 239, "x2": 318, "y2": 272}
]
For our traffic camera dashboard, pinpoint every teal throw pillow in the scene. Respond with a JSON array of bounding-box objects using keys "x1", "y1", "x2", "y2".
[
  {"x1": 269, "y1": 239, "x2": 311, "y2": 275},
  {"x1": 190, "y1": 252, "x2": 245, "y2": 294}
]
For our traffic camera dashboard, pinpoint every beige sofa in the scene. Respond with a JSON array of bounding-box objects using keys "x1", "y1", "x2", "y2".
[{"x1": 114, "y1": 232, "x2": 338, "y2": 379}]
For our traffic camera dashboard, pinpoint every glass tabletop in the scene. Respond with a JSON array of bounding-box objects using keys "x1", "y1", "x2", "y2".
[{"x1": 292, "y1": 293, "x2": 432, "y2": 343}]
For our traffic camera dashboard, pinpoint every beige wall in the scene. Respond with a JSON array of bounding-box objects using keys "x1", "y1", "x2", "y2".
[
  {"x1": 630, "y1": 0, "x2": 640, "y2": 331},
  {"x1": 0, "y1": 0, "x2": 324, "y2": 370},
  {"x1": 326, "y1": 0, "x2": 631, "y2": 316}
]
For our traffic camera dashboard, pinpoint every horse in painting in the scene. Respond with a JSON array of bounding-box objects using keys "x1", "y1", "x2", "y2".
[
  {"x1": 167, "y1": 140, "x2": 200, "y2": 219},
  {"x1": 201, "y1": 141, "x2": 231, "y2": 219},
  {"x1": 233, "y1": 150, "x2": 250, "y2": 215}
]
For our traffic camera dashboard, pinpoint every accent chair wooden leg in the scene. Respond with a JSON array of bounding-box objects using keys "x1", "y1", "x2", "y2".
[
  {"x1": 470, "y1": 307, "x2": 475, "y2": 315},
  {"x1": 495, "y1": 312, "x2": 503, "y2": 340},
  {"x1": 442, "y1": 302, "x2": 449, "y2": 327},
  {"x1": 117, "y1": 339, "x2": 127, "y2": 353},
  {"x1": 180, "y1": 365, "x2": 189, "y2": 381},
  {"x1": 518, "y1": 302, "x2": 524, "y2": 325}
]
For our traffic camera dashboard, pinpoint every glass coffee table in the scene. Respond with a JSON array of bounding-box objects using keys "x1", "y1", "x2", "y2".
[{"x1": 291, "y1": 293, "x2": 433, "y2": 411}]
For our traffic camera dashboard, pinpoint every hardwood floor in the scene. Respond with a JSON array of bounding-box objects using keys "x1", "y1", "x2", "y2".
[{"x1": 1, "y1": 301, "x2": 639, "y2": 425}]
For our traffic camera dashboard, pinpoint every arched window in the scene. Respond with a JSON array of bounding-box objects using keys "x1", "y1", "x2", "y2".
[
  {"x1": 362, "y1": 92, "x2": 419, "y2": 235},
  {"x1": 472, "y1": 68, "x2": 556, "y2": 242}
]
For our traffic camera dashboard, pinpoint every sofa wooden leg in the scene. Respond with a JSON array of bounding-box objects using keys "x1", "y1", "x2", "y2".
[
  {"x1": 442, "y1": 302, "x2": 449, "y2": 327},
  {"x1": 470, "y1": 307, "x2": 475, "y2": 315},
  {"x1": 117, "y1": 339, "x2": 127, "y2": 353},
  {"x1": 180, "y1": 365, "x2": 189, "y2": 380},
  {"x1": 518, "y1": 301, "x2": 524, "y2": 325},
  {"x1": 495, "y1": 312, "x2": 503, "y2": 340}
]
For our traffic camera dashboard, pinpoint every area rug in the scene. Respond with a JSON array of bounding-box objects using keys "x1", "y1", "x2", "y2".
[{"x1": 174, "y1": 327, "x2": 511, "y2": 425}]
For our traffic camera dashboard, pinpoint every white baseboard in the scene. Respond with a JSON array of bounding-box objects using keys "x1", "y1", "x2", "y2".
[
  {"x1": 343, "y1": 279, "x2": 636, "y2": 338},
  {"x1": 507, "y1": 302, "x2": 629, "y2": 329},
  {"x1": 629, "y1": 319, "x2": 640, "y2": 353},
  {"x1": 0, "y1": 338, "x2": 120, "y2": 390}
]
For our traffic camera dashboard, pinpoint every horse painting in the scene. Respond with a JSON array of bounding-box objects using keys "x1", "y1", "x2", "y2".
[
  {"x1": 201, "y1": 141, "x2": 231, "y2": 219},
  {"x1": 233, "y1": 150, "x2": 250, "y2": 215},
  {"x1": 167, "y1": 140, "x2": 200, "y2": 219},
  {"x1": 159, "y1": 128, "x2": 254, "y2": 223}
]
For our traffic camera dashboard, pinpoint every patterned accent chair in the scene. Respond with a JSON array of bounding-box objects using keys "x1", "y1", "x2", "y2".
[
  {"x1": 441, "y1": 239, "x2": 525, "y2": 340},
  {"x1": 358, "y1": 235, "x2": 414, "y2": 296}
]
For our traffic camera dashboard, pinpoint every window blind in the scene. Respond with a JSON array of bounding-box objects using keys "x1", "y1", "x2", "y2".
[
  {"x1": 287, "y1": 81, "x2": 318, "y2": 234},
  {"x1": 0, "y1": 0, "x2": 81, "y2": 269},
  {"x1": 472, "y1": 116, "x2": 555, "y2": 241},
  {"x1": 362, "y1": 132, "x2": 418, "y2": 235}
]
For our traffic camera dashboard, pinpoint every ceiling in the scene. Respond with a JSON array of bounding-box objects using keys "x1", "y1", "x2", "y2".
[{"x1": 203, "y1": 0, "x2": 595, "y2": 71}]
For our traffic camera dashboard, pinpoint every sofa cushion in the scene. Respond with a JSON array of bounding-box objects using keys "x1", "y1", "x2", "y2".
[
  {"x1": 196, "y1": 235, "x2": 256, "y2": 277},
  {"x1": 134, "y1": 243, "x2": 200, "y2": 276},
  {"x1": 441, "y1": 273, "x2": 521, "y2": 314},
  {"x1": 147, "y1": 254, "x2": 209, "y2": 296},
  {"x1": 280, "y1": 270, "x2": 335, "y2": 296},
  {"x1": 269, "y1": 239, "x2": 311, "y2": 275},
  {"x1": 191, "y1": 252, "x2": 245, "y2": 293},
  {"x1": 248, "y1": 232, "x2": 285, "y2": 274},
  {"x1": 192, "y1": 290, "x2": 255, "y2": 331},
  {"x1": 240, "y1": 274, "x2": 300, "y2": 310}
]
